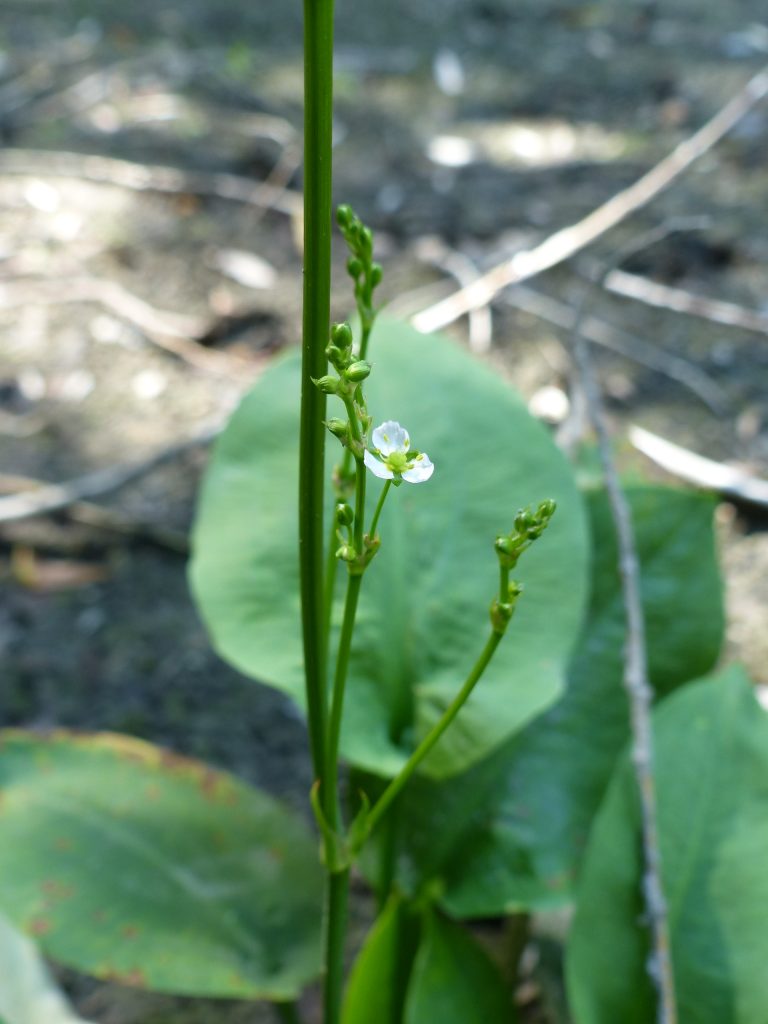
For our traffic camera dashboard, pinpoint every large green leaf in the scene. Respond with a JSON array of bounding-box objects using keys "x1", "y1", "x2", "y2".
[
  {"x1": 190, "y1": 319, "x2": 589, "y2": 778},
  {"x1": 342, "y1": 896, "x2": 420, "y2": 1024},
  {"x1": 0, "y1": 731, "x2": 322, "y2": 1000},
  {"x1": 404, "y1": 911, "x2": 515, "y2": 1024},
  {"x1": 374, "y1": 486, "x2": 723, "y2": 914},
  {"x1": 566, "y1": 666, "x2": 768, "y2": 1024}
]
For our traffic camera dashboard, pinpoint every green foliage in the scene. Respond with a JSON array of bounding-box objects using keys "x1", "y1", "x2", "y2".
[
  {"x1": 366, "y1": 485, "x2": 723, "y2": 913},
  {"x1": 404, "y1": 911, "x2": 515, "y2": 1024},
  {"x1": 343, "y1": 902, "x2": 513, "y2": 1024},
  {"x1": 0, "y1": 732, "x2": 322, "y2": 1000},
  {"x1": 190, "y1": 318, "x2": 589, "y2": 779},
  {"x1": 566, "y1": 666, "x2": 768, "y2": 1024},
  {"x1": 342, "y1": 897, "x2": 420, "y2": 1024}
]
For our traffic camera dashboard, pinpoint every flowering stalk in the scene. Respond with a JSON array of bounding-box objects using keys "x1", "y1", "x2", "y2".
[
  {"x1": 353, "y1": 499, "x2": 556, "y2": 851},
  {"x1": 323, "y1": 207, "x2": 384, "y2": 651}
]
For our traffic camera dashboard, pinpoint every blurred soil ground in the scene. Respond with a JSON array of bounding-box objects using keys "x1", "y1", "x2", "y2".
[{"x1": 0, "y1": 0, "x2": 767, "y2": 1021}]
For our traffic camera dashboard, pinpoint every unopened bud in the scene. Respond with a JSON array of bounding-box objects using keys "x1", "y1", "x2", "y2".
[
  {"x1": 336, "y1": 204, "x2": 353, "y2": 228},
  {"x1": 538, "y1": 498, "x2": 556, "y2": 520},
  {"x1": 336, "y1": 543, "x2": 356, "y2": 562},
  {"x1": 360, "y1": 226, "x2": 373, "y2": 254},
  {"x1": 325, "y1": 418, "x2": 348, "y2": 441},
  {"x1": 344, "y1": 360, "x2": 372, "y2": 382},
  {"x1": 313, "y1": 375, "x2": 339, "y2": 395},
  {"x1": 347, "y1": 257, "x2": 363, "y2": 279},
  {"x1": 370, "y1": 263, "x2": 383, "y2": 287},
  {"x1": 331, "y1": 322, "x2": 354, "y2": 349},
  {"x1": 335, "y1": 502, "x2": 354, "y2": 526}
]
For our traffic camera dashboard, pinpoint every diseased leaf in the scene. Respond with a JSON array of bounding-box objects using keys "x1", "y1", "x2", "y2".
[
  {"x1": 375, "y1": 486, "x2": 723, "y2": 914},
  {"x1": 190, "y1": 318, "x2": 589, "y2": 779},
  {"x1": 404, "y1": 911, "x2": 515, "y2": 1024},
  {"x1": 566, "y1": 666, "x2": 768, "y2": 1024},
  {"x1": 0, "y1": 731, "x2": 322, "y2": 1000}
]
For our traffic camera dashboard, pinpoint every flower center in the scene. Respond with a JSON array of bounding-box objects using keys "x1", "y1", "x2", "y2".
[{"x1": 384, "y1": 450, "x2": 410, "y2": 474}]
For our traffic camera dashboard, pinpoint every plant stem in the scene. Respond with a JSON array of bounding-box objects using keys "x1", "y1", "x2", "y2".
[
  {"x1": 275, "y1": 1001, "x2": 303, "y2": 1024},
  {"x1": 326, "y1": 571, "x2": 363, "y2": 829},
  {"x1": 299, "y1": 0, "x2": 335, "y2": 785},
  {"x1": 362, "y1": 630, "x2": 503, "y2": 841},
  {"x1": 369, "y1": 479, "x2": 391, "y2": 539},
  {"x1": 323, "y1": 867, "x2": 350, "y2": 1024}
]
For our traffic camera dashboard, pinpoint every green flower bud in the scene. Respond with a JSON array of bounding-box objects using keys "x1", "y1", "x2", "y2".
[
  {"x1": 336, "y1": 204, "x2": 353, "y2": 228},
  {"x1": 538, "y1": 498, "x2": 556, "y2": 520},
  {"x1": 312, "y1": 375, "x2": 339, "y2": 395},
  {"x1": 370, "y1": 262, "x2": 383, "y2": 287},
  {"x1": 344, "y1": 360, "x2": 372, "y2": 382},
  {"x1": 335, "y1": 502, "x2": 354, "y2": 527},
  {"x1": 360, "y1": 226, "x2": 373, "y2": 254},
  {"x1": 325, "y1": 418, "x2": 349, "y2": 441},
  {"x1": 331, "y1": 322, "x2": 354, "y2": 349},
  {"x1": 347, "y1": 257, "x2": 363, "y2": 279},
  {"x1": 336, "y1": 543, "x2": 356, "y2": 562}
]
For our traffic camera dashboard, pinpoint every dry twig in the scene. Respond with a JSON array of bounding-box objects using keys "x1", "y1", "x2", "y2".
[
  {"x1": 412, "y1": 237, "x2": 493, "y2": 353},
  {"x1": 504, "y1": 284, "x2": 728, "y2": 415},
  {"x1": 0, "y1": 275, "x2": 255, "y2": 376},
  {"x1": 412, "y1": 64, "x2": 768, "y2": 334},
  {"x1": 629, "y1": 426, "x2": 768, "y2": 509},
  {"x1": 0, "y1": 422, "x2": 221, "y2": 525},
  {"x1": 0, "y1": 148, "x2": 301, "y2": 216},
  {"x1": 570, "y1": 261, "x2": 678, "y2": 1023},
  {"x1": 603, "y1": 269, "x2": 768, "y2": 339}
]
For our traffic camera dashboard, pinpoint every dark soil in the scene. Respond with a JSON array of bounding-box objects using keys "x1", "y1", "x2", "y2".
[{"x1": 1, "y1": 1, "x2": 767, "y2": 1021}]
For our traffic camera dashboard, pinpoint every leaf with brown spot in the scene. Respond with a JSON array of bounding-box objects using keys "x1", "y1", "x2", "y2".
[{"x1": 0, "y1": 730, "x2": 322, "y2": 999}]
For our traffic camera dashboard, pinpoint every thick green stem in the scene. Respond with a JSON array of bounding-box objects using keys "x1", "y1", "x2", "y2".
[
  {"x1": 362, "y1": 630, "x2": 503, "y2": 841},
  {"x1": 300, "y1": 0, "x2": 334, "y2": 786},
  {"x1": 323, "y1": 868, "x2": 350, "y2": 1024}
]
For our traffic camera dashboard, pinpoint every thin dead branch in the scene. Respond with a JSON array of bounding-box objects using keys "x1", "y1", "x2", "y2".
[
  {"x1": 0, "y1": 422, "x2": 221, "y2": 525},
  {"x1": 504, "y1": 284, "x2": 729, "y2": 415},
  {"x1": 630, "y1": 426, "x2": 768, "y2": 508},
  {"x1": 603, "y1": 269, "x2": 768, "y2": 339},
  {"x1": 412, "y1": 64, "x2": 768, "y2": 334},
  {"x1": 0, "y1": 275, "x2": 256, "y2": 376},
  {"x1": 0, "y1": 148, "x2": 301, "y2": 217},
  {"x1": 412, "y1": 237, "x2": 493, "y2": 352},
  {"x1": 570, "y1": 262, "x2": 678, "y2": 1024}
]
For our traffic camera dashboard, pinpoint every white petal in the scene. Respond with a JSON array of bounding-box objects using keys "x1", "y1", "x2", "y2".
[
  {"x1": 372, "y1": 420, "x2": 409, "y2": 456},
  {"x1": 402, "y1": 453, "x2": 434, "y2": 483},
  {"x1": 364, "y1": 449, "x2": 395, "y2": 480}
]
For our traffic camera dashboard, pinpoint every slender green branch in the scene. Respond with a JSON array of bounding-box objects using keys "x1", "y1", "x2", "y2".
[
  {"x1": 299, "y1": 0, "x2": 334, "y2": 786},
  {"x1": 325, "y1": 571, "x2": 363, "y2": 829},
  {"x1": 369, "y1": 479, "x2": 391, "y2": 539},
  {"x1": 361, "y1": 630, "x2": 503, "y2": 842}
]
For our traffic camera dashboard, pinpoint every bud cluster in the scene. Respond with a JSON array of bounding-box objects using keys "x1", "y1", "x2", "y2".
[
  {"x1": 336, "y1": 204, "x2": 382, "y2": 336},
  {"x1": 495, "y1": 499, "x2": 557, "y2": 570}
]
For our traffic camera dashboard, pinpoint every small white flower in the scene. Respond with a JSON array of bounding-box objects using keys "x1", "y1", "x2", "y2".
[{"x1": 363, "y1": 420, "x2": 434, "y2": 484}]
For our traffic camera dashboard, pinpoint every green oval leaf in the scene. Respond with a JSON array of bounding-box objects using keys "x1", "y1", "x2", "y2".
[
  {"x1": 342, "y1": 896, "x2": 420, "y2": 1024},
  {"x1": 566, "y1": 666, "x2": 768, "y2": 1024},
  {"x1": 404, "y1": 911, "x2": 515, "y2": 1024},
  {"x1": 370, "y1": 485, "x2": 723, "y2": 914},
  {"x1": 190, "y1": 319, "x2": 589, "y2": 778},
  {"x1": 0, "y1": 731, "x2": 322, "y2": 1000}
]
